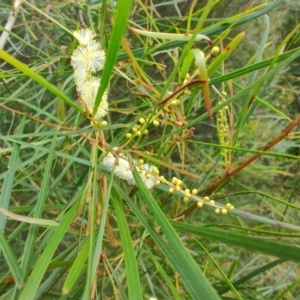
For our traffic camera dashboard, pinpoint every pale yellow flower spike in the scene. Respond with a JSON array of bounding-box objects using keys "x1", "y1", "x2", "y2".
[
  {"x1": 71, "y1": 46, "x2": 88, "y2": 72},
  {"x1": 71, "y1": 28, "x2": 108, "y2": 123},
  {"x1": 103, "y1": 151, "x2": 159, "y2": 189},
  {"x1": 85, "y1": 41, "x2": 106, "y2": 72},
  {"x1": 73, "y1": 28, "x2": 96, "y2": 46}
]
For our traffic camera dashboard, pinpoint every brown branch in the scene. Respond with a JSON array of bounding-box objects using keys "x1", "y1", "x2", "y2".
[
  {"x1": 180, "y1": 114, "x2": 300, "y2": 219},
  {"x1": 0, "y1": 103, "x2": 74, "y2": 131},
  {"x1": 156, "y1": 79, "x2": 206, "y2": 107}
]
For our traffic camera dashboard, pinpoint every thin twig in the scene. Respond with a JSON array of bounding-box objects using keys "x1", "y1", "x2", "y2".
[
  {"x1": 180, "y1": 114, "x2": 300, "y2": 218},
  {"x1": 156, "y1": 79, "x2": 206, "y2": 106},
  {"x1": 0, "y1": 0, "x2": 23, "y2": 50}
]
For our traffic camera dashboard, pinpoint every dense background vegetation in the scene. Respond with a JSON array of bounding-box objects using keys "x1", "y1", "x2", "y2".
[{"x1": 1, "y1": 0, "x2": 300, "y2": 299}]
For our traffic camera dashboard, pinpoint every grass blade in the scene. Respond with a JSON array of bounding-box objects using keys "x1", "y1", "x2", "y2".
[
  {"x1": 133, "y1": 170, "x2": 221, "y2": 300},
  {"x1": 18, "y1": 200, "x2": 79, "y2": 300},
  {"x1": 94, "y1": 0, "x2": 133, "y2": 115},
  {"x1": 0, "y1": 230, "x2": 24, "y2": 288},
  {"x1": 112, "y1": 189, "x2": 143, "y2": 300},
  {"x1": 62, "y1": 238, "x2": 89, "y2": 295},
  {"x1": 173, "y1": 223, "x2": 300, "y2": 262},
  {"x1": 0, "y1": 116, "x2": 26, "y2": 232},
  {"x1": 0, "y1": 50, "x2": 81, "y2": 112}
]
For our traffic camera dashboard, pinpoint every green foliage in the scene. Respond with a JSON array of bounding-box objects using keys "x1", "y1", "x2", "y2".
[{"x1": 1, "y1": 0, "x2": 300, "y2": 299}]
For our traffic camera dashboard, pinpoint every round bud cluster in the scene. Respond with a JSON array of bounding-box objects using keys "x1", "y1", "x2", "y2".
[
  {"x1": 171, "y1": 99, "x2": 181, "y2": 106},
  {"x1": 217, "y1": 91, "x2": 231, "y2": 169},
  {"x1": 211, "y1": 46, "x2": 220, "y2": 56},
  {"x1": 153, "y1": 120, "x2": 160, "y2": 127},
  {"x1": 159, "y1": 176, "x2": 167, "y2": 184},
  {"x1": 225, "y1": 203, "x2": 235, "y2": 210},
  {"x1": 214, "y1": 206, "x2": 232, "y2": 215},
  {"x1": 168, "y1": 177, "x2": 200, "y2": 205},
  {"x1": 179, "y1": 192, "x2": 235, "y2": 216},
  {"x1": 125, "y1": 116, "x2": 160, "y2": 142},
  {"x1": 183, "y1": 73, "x2": 191, "y2": 85},
  {"x1": 172, "y1": 177, "x2": 183, "y2": 189}
]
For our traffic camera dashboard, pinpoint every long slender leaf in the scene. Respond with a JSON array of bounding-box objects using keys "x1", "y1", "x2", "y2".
[
  {"x1": 173, "y1": 223, "x2": 300, "y2": 262},
  {"x1": 188, "y1": 47, "x2": 300, "y2": 126},
  {"x1": 62, "y1": 238, "x2": 89, "y2": 295},
  {"x1": 94, "y1": 0, "x2": 133, "y2": 114},
  {"x1": 112, "y1": 181, "x2": 218, "y2": 299},
  {"x1": 20, "y1": 136, "x2": 58, "y2": 278},
  {"x1": 0, "y1": 230, "x2": 24, "y2": 288},
  {"x1": 18, "y1": 201, "x2": 79, "y2": 300},
  {"x1": 0, "y1": 50, "x2": 81, "y2": 112},
  {"x1": 112, "y1": 189, "x2": 143, "y2": 300},
  {"x1": 217, "y1": 259, "x2": 286, "y2": 295},
  {"x1": 133, "y1": 170, "x2": 221, "y2": 300},
  {"x1": 146, "y1": 245, "x2": 182, "y2": 300},
  {"x1": 194, "y1": 239, "x2": 242, "y2": 300},
  {"x1": 117, "y1": 0, "x2": 284, "y2": 62},
  {"x1": 210, "y1": 47, "x2": 300, "y2": 85},
  {"x1": 0, "y1": 116, "x2": 26, "y2": 232},
  {"x1": 82, "y1": 139, "x2": 98, "y2": 299}
]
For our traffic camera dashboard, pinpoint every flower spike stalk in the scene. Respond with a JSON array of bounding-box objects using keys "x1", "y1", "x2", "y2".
[
  {"x1": 71, "y1": 29, "x2": 108, "y2": 123},
  {"x1": 102, "y1": 148, "x2": 235, "y2": 215}
]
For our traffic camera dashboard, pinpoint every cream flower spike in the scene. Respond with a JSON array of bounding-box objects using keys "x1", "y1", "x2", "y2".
[
  {"x1": 81, "y1": 85, "x2": 108, "y2": 119},
  {"x1": 85, "y1": 41, "x2": 106, "y2": 72},
  {"x1": 103, "y1": 153, "x2": 135, "y2": 185},
  {"x1": 71, "y1": 43, "x2": 105, "y2": 73},
  {"x1": 71, "y1": 46, "x2": 88, "y2": 73},
  {"x1": 71, "y1": 28, "x2": 108, "y2": 123},
  {"x1": 103, "y1": 151, "x2": 158, "y2": 189},
  {"x1": 138, "y1": 164, "x2": 157, "y2": 189},
  {"x1": 73, "y1": 28, "x2": 96, "y2": 46}
]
